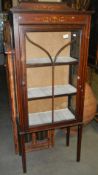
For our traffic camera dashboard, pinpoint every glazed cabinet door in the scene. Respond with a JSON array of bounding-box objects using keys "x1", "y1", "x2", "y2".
[{"x1": 18, "y1": 24, "x2": 85, "y2": 129}]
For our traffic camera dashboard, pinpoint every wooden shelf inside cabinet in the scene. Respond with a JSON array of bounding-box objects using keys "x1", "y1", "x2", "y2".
[
  {"x1": 29, "y1": 108, "x2": 75, "y2": 126},
  {"x1": 28, "y1": 84, "x2": 77, "y2": 100},
  {"x1": 26, "y1": 56, "x2": 78, "y2": 68}
]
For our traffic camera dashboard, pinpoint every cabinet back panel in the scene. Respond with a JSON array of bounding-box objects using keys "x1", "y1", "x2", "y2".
[
  {"x1": 27, "y1": 67, "x2": 52, "y2": 88},
  {"x1": 26, "y1": 32, "x2": 71, "y2": 59},
  {"x1": 27, "y1": 66, "x2": 69, "y2": 88},
  {"x1": 28, "y1": 97, "x2": 68, "y2": 113}
]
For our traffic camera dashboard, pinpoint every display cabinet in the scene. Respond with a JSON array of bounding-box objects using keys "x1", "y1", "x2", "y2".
[{"x1": 7, "y1": 2, "x2": 91, "y2": 173}]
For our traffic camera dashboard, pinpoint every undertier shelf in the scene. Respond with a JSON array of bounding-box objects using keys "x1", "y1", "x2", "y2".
[
  {"x1": 28, "y1": 84, "x2": 77, "y2": 99},
  {"x1": 29, "y1": 108, "x2": 75, "y2": 126},
  {"x1": 26, "y1": 56, "x2": 78, "y2": 67}
]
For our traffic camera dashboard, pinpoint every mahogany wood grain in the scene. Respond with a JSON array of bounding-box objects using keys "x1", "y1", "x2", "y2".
[{"x1": 6, "y1": 2, "x2": 92, "y2": 173}]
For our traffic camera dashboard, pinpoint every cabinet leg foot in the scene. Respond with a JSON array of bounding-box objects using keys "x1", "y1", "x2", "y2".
[
  {"x1": 20, "y1": 134, "x2": 27, "y2": 173},
  {"x1": 66, "y1": 127, "x2": 70, "y2": 146},
  {"x1": 77, "y1": 125, "x2": 83, "y2": 162},
  {"x1": 18, "y1": 132, "x2": 22, "y2": 156}
]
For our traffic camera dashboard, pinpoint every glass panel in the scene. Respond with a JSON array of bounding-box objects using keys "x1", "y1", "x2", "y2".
[
  {"x1": 25, "y1": 31, "x2": 72, "y2": 63},
  {"x1": 68, "y1": 95, "x2": 76, "y2": 114},
  {"x1": 27, "y1": 66, "x2": 53, "y2": 126},
  {"x1": 24, "y1": 30, "x2": 81, "y2": 126},
  {"x1": 70, "y1": 31, "x2": 81, "y2": 59}
]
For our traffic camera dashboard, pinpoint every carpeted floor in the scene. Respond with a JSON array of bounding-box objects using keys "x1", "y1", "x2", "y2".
[{"x1": 0, "y1": 67, "x2": 98, "y2": 175}]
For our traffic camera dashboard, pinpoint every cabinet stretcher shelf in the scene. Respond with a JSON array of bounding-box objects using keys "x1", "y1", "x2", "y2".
[
  {"x1": 29, "y1": 108, "x2": 75, "y2": 126},
  {"x1": 28, "y1": 84, "x2": 77, "y2": 100},
  {"x1": 26, "y1": 56, "x2": 78, "y2": 67}
]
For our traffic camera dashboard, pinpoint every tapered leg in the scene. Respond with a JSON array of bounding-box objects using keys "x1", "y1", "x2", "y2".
[
  {"x1": 20, "y1": 134, "x2": 27, "y2": 173},
  {"x1": 18, "y1": 132, "x2": 22, "y2": 156},
  {"x1": 51, "y1": 129, "x2": 55, "y2": 147},
  {"x1": 66, "y1": 127, "x2": 70, "y2": 146},
  {"x1": 77, "y1": 125, "x2": 83, "y2": 162}
]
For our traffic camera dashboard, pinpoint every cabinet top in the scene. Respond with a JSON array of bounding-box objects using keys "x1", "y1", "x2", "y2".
[{"x1": 10, "y1": 2, "x2": 93, "y2": 15}]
